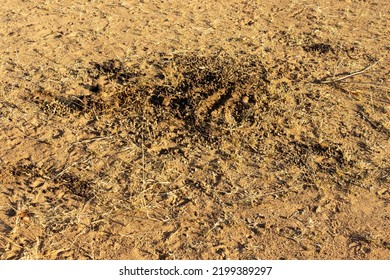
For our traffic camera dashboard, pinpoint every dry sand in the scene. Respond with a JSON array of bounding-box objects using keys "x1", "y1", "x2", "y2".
[{"x1": 0, "y1": 0, "x2": 389, "y2": 259}]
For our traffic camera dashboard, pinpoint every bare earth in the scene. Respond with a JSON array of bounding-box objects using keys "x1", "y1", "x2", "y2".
[{"x1": 0, "y1": 0, "x2": 389, "y2": 260}]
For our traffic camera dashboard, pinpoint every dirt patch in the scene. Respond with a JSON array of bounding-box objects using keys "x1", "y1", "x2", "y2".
[{"x1": 0, "y1": 0, "x2": 389, "y2": 259}]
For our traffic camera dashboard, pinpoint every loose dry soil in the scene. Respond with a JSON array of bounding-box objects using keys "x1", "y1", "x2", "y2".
[{"x1": 0, "y1": 0, "x2": 389, "y2": 259}]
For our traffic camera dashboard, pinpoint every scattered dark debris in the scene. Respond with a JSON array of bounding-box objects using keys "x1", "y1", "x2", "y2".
[
  {"x1": 53, "y1": 173, "x2": 95, "y2": 201},
  {"x1": 303, "y1": 43, "x2": 333, "y2": 54},
  {"x1": 5, "y1": 208, "x2": 17, "y2": 217}
]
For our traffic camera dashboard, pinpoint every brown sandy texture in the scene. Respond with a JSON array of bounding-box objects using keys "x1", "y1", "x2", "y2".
[{"x1": 0, "y1": 0, "x2": 389, "y2": 259}]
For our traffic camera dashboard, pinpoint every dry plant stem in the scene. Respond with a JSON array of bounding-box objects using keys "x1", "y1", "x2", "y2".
[
  {"x1": 333, "y1": 58, "x2": 345, "y2": 81},
  {"x1": 314, "y1": 60, "x2": 380, "y2": 84},
  {"x1": 0, "y1": 234, "x2": 23, "y2": 249}
]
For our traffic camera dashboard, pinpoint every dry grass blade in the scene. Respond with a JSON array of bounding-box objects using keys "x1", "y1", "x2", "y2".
[{"x1": 313, "y1": 60, "x2": 381, "y2": 84}]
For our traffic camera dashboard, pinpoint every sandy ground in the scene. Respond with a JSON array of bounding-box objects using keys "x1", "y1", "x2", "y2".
[{"x1": 0, "y1": 0, "x2": 389, "y2": 259}]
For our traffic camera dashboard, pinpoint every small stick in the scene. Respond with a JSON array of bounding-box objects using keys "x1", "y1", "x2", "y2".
[
  {"x1": 0, "y1": 234, "x2": 23, "y2": 249},
  {"x1": 313, "y1": 60, "x2": 380, "y2": 84}
]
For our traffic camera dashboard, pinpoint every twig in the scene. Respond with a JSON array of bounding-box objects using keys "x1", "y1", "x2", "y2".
[
  {"x1": 0, "y1": 234, "x2": 23, "y2": 249},
  {"x1": 355, "y1": 110, "x2": 378, "y2": 130},
  {"x1": 313, "y1": 60, "x2": 380, "y2": 84},
  {"x1": 333, "y1": 58, "x2": 345, "y2": 81}
]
